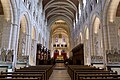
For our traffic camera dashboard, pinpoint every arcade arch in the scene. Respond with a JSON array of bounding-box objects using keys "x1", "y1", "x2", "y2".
[{"x1": 84, "y1": 27, "x2": 90, "y2": 65}]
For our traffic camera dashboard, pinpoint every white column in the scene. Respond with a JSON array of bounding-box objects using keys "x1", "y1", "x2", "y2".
[{"x1": 10, "y1": 23, "x2": 19, "y2": 70}]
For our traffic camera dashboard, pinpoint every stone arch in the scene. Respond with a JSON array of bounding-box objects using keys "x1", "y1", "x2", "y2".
[
  {"x1": 44, "y1": 1, "x2": 77, "y2": 12},
  {"x1": 103, "y1": 0, "x2": 120, "y2": 50},
  {"x1": 0, "y1": 0, "x2": 14, "y2": 49},
  {"x1": 48, "y1": 16, "x2": 72, "y2": 28},
  {"x1": 30, "y1": 26, "x2": 37, "y2": 65},
  {"x1": 107, "y1": 0, "x2": 120, "y2": 23},
  {"x1": 84, "y1": 26, "x2": 90, "y2": 65},
  {"x1": 92, "y1": 16, "x2": 103, "y2": 56},
  {"x1": 17, "y1": 13, "x2": 30, "y2": 63},
  {"x1": 19, "y1": 12, "x2": 31, "y2": 35}
]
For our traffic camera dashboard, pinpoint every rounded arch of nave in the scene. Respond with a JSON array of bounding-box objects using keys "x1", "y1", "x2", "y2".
[
  {"x1": 17, "y1": 12, "x2": 31, "y2": 57},
  {"x1": 107, "y1": 0, "x2": 120, "y2": 23},
  {"x1": 49, "y1": 17, "x2": 71, "y2": 46},
  {"x1": 91, "y1": 15, "x2": 104, "y2": 56},
  {"x1": 48, "y1": 13, "x2": 72, "y2": 23},
  {"x1": 46, "y1": 7, "x2": 74, "y2": 19},
  {"x1": 48, "y1": 16, "x2": 72, "y2": 26},
  {"x1": 103, "y1": 0, "x2": 120, "y2": 50},
  {"x1": 89, "y1": 12, "x2": 101, "y2": 54},
  {"x1": 0, "y1": 0, "x2": 20, "y2": 50},
  {"x1": 19, "y1": 12, "x2": 31, "y2": 35},
  {"x1": 48, "y1": 16, "x2": 72, "y2": 32},
  {"x1": 46, "y1": 10, "x2": 74, "y2": 19},
  {"x1": 44, "y1": 1, "x2": 77, "y2": 12},
  {"x1": 83, "y1": 26, "x2": 91, "y2": 65},
  {"x1": 30, "y1": 26, "x2": 37, "y2": 65}
]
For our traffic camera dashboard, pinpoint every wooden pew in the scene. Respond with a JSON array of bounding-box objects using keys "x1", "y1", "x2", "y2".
[
  {"x1": 0, "y1": 65, "x2": 53, "y2": 80},
  {"x1": 1, "y1": 71, "x2": 44, "y2": 80},
  {"x1": 67, "y1": 65, "x2": 105, "y2": 80},
  {"x1": 0, "y1": 74, "x2": 42, "y2": 80},
  {"x1": 15, "y1": 65, "x2": 53, "y2": 80},
  {"x1": 67, "y1": 65, "x2": 120, "y2": 80},
  {"x1": 75, "y1": 71, "x2": 117, "y2": 80},
  {"x1": 14, "y1": 69, "x2": 46, "y2": 80},
  {"x1": 78, "y1": 74, "x2": 120, "y2": 80},
  {"x1": 79, "y1": 78, "x2": 120, "y2": 80},
  {"x1": 0, "y1": 78, "x2": 39, "y2": 80}
]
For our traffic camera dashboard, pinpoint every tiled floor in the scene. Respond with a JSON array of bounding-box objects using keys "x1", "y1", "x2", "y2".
[{"x1": 49, "y1": 63, "x2": 71, "y2": 80}]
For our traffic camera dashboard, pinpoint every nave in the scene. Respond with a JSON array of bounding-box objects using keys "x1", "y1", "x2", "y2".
[
  {"x1": 0, "y1": 0, "x2": 120, "y2": 80},
  {"x1": 49, "y1": 63, "x2": 71, "y2": 80}
]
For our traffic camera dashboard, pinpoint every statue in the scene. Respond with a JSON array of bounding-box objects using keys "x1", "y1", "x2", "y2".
[
  {"x1": 6, "y1": 50, "x2": 14, "y2": 62},
  {"x1": 1, "y1": 48, "x2": 7, "y2": 62}
]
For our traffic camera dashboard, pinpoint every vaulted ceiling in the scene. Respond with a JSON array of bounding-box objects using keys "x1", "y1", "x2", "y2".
[{"x1": 42, "y1": 0, "x2": 80, "y2": 26}]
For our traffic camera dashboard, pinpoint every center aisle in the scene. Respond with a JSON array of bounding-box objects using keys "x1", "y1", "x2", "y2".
[{"x1": 49, "y1": 63, "x2": 71, "y2": 80}]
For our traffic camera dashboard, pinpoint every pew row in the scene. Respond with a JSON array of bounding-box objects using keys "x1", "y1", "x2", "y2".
[
  {"x1": 67, "y1": 65, "x2": 120, "y2": 80},
  {"x1": 0, "y1": 65, "x2": 53, "y2": 80}
]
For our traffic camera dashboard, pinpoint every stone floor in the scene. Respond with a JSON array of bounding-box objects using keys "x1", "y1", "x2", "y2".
[{"x1": 49, "y1": 63, "x2": 71, "y2": 80}]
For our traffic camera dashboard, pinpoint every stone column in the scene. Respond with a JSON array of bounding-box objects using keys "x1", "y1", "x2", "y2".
[{"x1": 10, "y1": 23, "x2": 19, "y2": 69}]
